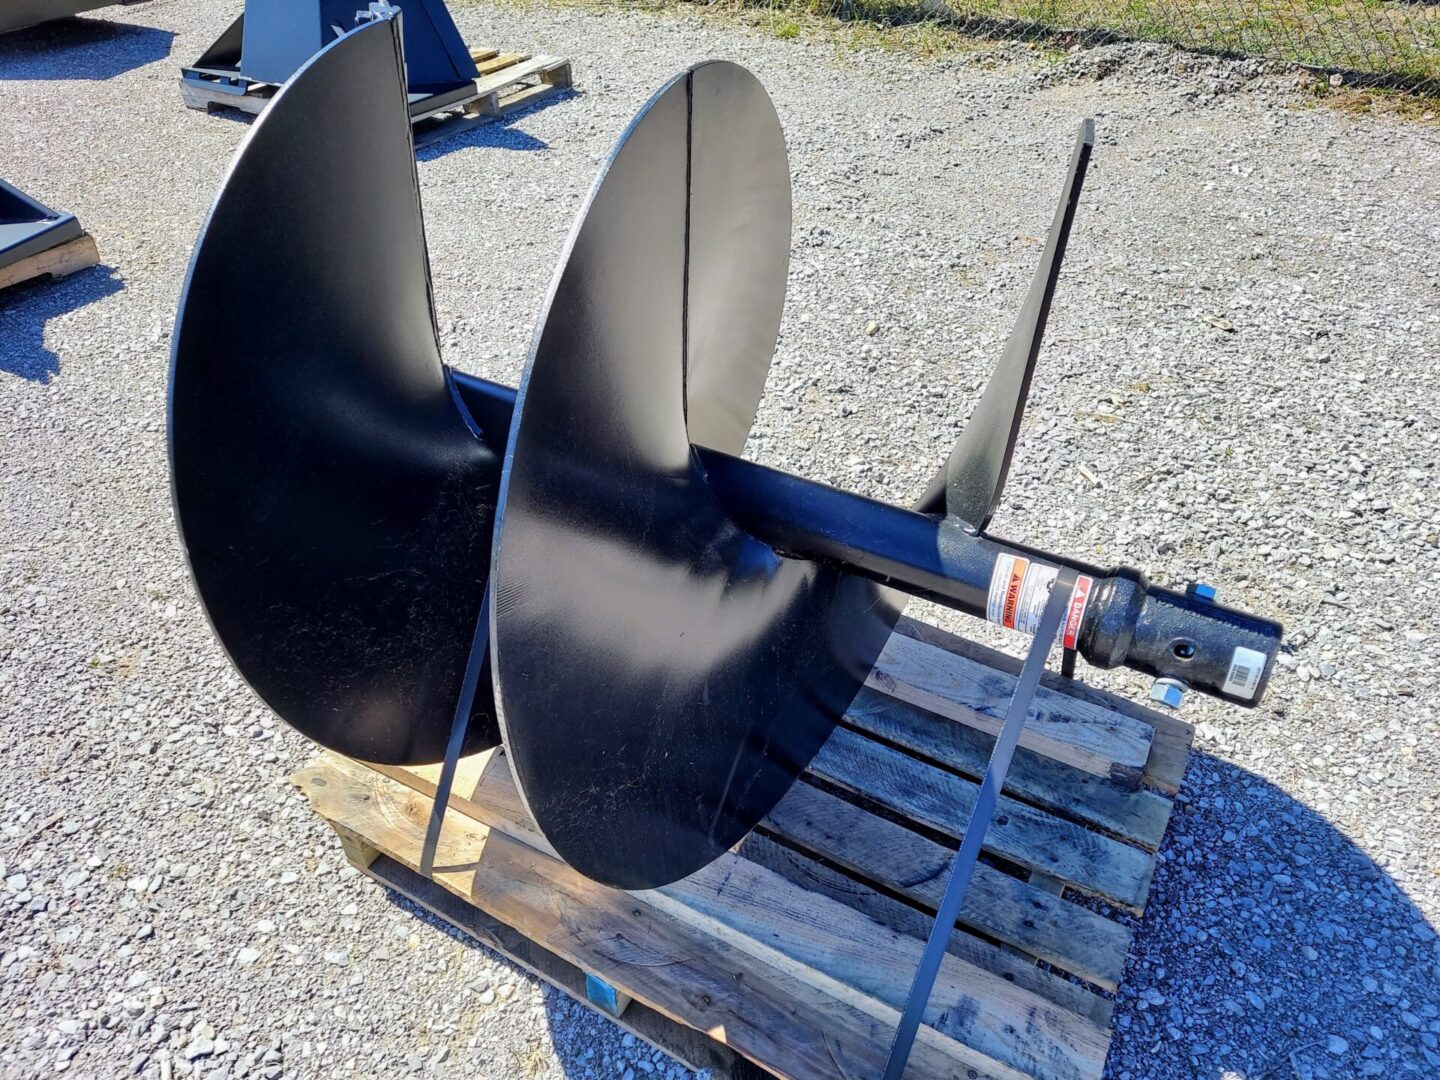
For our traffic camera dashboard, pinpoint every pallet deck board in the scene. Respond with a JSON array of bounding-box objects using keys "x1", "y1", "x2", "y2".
[
  {"x1": 297, "y1": 616, "x2": 1194, "y2": 1080},
  {"x1": 892, "y1": 616, "x2": 1195, "y2": 794},
  {"x1": 809, "y1": 728, "x2": 1155, "y2": 912},
  {"x1": 762, "y1": 780, "x2": 1132, "y2": 989},
  {"x1": 736, "y1": 832, "x2": 1115, "y2": 1030},
  {"x1": 867, "y1": 631, "x2": 1155, "y2": 782},
  {"x1": 363, "y1": 853, "x2": 770, "y2": 1078},
  {"x1": 298, "y1": 757, "x2": 998, "y2": 1080},
  {"x1": 844, "y1": 687, "x2": 1176, "y2": 850}
]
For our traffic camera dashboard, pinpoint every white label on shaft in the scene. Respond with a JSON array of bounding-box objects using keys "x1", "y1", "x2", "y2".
[
  {"x1": 1223, "y1": 646, "x2": 1266, "y2": 700},
  {"x1": 987, "y1": 556, "x2": 1095, "y2": 642}
]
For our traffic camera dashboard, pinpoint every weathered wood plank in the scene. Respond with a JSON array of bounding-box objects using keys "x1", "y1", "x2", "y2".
[
  {"x1": 808, "y1": 728, "x2": 1155, "y2": 911},
  {"x1": 868, "y1": 630, "x2": 1154, "y2": 785},
  {"x1": 0, "y1": 233, "x2": 98, "y2": 292},
  {"x1": 652, "y1": 846, "x2": 1109, "y2": 1080},
  {"x1": 296, "y1": 755, "x2": 1001, "y2": 1080},
  {"x1": 844, "y1": 687, "x2": 1175, "y2": 850},
  {"x1": 474, "y1": 54, "x2": 558, "y2": 93},
  {"x1": 382, "y1": 754, "x2": 1110, "y2": 1080},
  {"x1": 176, "y1": 77, "x2": 269, "y2": 115},
  {"x1": 893, "y1": 616, "x2": 1193, "y2": 793},
  {"x1": 738, "y1": 833, "x2": 1114, "y2": 1031},
  {"x1": 362, "y1": 854, "x2": 771, "y2": 1078},
  {"x1": 762, "y1": 780, "x2": 1131, "y2": 989},
  {"x1": 475, "y1": 51, "x2": 528, "y2": 76}
]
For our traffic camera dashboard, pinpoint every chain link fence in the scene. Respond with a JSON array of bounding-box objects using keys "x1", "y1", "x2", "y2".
[{"x1": 761, "y1": 0, "x2": 1440, "y2": 95}]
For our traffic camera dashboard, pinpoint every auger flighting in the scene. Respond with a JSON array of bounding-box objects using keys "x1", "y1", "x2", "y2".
[{"x1": 168, "y1": 13, "x2": 1283, "y2": 904}]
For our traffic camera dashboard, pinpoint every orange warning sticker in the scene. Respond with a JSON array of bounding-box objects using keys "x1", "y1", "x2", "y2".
[{"x1": 986, "y1": 556, "x2": 1095, "y2": 645}]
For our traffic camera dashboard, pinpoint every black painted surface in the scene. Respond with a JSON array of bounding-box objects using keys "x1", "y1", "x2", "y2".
[
  {"x1": 490, "y1": 64, "x2": 898, "y2": 890},
  {"x1": 915, "y1": 121, "x2": 1094, "y2": 526},
  {"x1": 169, "y1": 19, "x2": 501, "y2": 765}
]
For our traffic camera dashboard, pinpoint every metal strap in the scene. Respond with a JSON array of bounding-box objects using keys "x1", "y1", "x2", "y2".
[
  {"x1": 882, "y1": 567, "x2": 1078, "y2": 1079},
  {"x1": 419, "y1": 584, "x2": 493, "y2": 879}
]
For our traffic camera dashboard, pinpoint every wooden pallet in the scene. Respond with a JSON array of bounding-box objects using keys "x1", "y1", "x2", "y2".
[
  {"x1": 0, "y1": 233, "x2": 99, "y2": 293},
  {"x1": 411, "y1": 49, "x2": 572, "y2": 149},
  {"x1": 294, "y1": 614, "x2": 1193, "y2": 1080},
  {"x1": 179, "y1": 45, "x2": 571, "y2": 137}
]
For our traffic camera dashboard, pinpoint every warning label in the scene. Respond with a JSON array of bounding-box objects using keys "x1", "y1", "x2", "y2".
[
  {"x1": 1063, "y1": 574, "x2": 1093, "y2": 650},
  {"x1": 986, "y1": 555, "x2": 1094, "y2": 646}
]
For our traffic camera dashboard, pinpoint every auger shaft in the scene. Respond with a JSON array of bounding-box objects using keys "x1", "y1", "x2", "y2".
[
  {"x1": 453, "y1": 372, "x2": 1281, "y2": 707},
  {"x1": 699, "y1": 448, "x2": 1280, "y2": 706}
]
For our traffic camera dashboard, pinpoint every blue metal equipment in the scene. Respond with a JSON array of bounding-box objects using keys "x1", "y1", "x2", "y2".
[{"x1": 180, "y1": 0, "x2": 481, "y2": 121}]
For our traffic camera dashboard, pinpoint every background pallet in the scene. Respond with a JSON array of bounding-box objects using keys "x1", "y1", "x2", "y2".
[
  {"x1": 180, "y1": 43, "x2": 572, "y2": 141},
  {"x1": 295, "y1": 614, "x2": 1194, "y2": 1080},
  {"x1": 0, "y1": 232, "x2": 98, "y2": 293}
]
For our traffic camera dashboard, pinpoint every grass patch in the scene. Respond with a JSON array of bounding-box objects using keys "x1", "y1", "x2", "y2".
[{"x1": 482, "y1": 0, "x2": 1439, "y2": 91}]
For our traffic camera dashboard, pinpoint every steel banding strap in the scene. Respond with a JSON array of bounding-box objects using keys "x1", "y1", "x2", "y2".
[
  {"x1": 419, "y1": 584, "x2": 493, "y2": 879},
  {"x1": 882, "y1": 567, "x2": 1079, "y2": 1079}
]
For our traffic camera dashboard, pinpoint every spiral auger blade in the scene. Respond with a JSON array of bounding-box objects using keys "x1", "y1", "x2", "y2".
[
  {"x1": 168, "y1": 17, "x2": 503, "y2": 765},
  {"x1": 489, "y1": 61, "x2": 899, "y2": 890},
  {"x1": 168, "y1": 29, "x2": 1282, "y2": 899},
  {"x1": 916, "y1": 119, "x2": 1095, "y2": 527},
  {"x1": 168, "y1": 19, "x2": 791, "y2": 770}
]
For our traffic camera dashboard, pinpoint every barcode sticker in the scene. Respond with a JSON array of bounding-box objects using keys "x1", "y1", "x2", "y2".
[{"x1": 1223, "y1": 646, "x2": 1267, "y2": 700}]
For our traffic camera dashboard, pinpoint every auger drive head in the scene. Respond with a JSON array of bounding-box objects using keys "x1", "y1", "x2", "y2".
[{"x1": 170, "y1": 16, "x2": 1283, "y2": 891}]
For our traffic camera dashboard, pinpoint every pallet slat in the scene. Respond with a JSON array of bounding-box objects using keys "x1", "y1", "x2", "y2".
[
  {"x1": 0, "y1": 233, "x2": 99, "y2": 292},
  {"x1": 362, "y1": 854, "x2": 766, "y2": 1077},
  {"x1": 869, "y1": 630, "x2": 1154, "y2": 784},
  {"x1": 736, "y1": 833, "x2": 1114, "y2": 1030},
  {"x1": 809, "y1": 727, "x2": 1155, "y2": 911},
  {"x1": 340, "y1": 752, "x2": 1110, "y2": 1080},
  {"x1": 763, "y1": 781, "x2": 1131, "y2": 989},
  {"x1": 845, "y1": 687, "x2": 1175, "y2": 849},
  {"x1": 893, "y1": 616, "x2": 1195, "y2": 793},
  {"x1": 454, "y1": 757, "x2": 1110, "y2": 1079},
  {"x1": 299, "y1": 757, "x2": 1003, "y2": 1080},
  {"x1": 382, "y1": 754, "x2": 1114, "y2": 1073}
]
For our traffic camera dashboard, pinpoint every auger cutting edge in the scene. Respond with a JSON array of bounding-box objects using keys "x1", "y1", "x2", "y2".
[{"x1": 170, "y1": 6, "x2": 1282, "y2": 920}]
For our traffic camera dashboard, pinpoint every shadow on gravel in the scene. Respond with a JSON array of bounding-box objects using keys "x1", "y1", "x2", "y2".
[
  {"x1": 0, "y1": 265, "x2": 122, "y2": 383},
  {"x1": 155, "y1": 94, "x2": 559, "y2": 156},
  {"x1": 415, "y1": 98, "x2": 570, "y2": 163},
  {"x1": 1109, "y1": 748, "x2": 1440, "y2": 1079},
  {"x1": 0, "y1": 18, "x2": 174, "y2": 81}
]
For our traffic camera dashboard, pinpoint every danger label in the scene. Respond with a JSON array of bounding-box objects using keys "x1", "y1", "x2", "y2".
[
  {"x1": 1062, "y1": 574, "x2": 1093, "y2": 650},
  {"x1": 986, "y1": 555, "x2": 1094, "y2": 647}
]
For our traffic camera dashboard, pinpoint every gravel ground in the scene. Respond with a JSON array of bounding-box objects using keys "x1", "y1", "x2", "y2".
[{"x1": 2, "y1": 2, "x2": 1439, "y2": 1078}]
